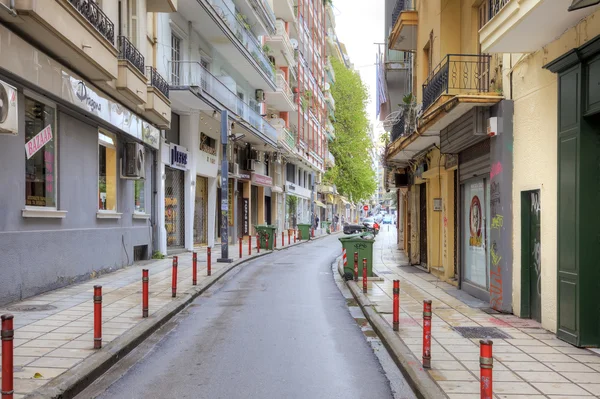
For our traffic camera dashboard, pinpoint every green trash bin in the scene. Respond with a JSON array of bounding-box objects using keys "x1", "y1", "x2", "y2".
[
  {"x1": 338, "y1": 233, "x2": 375, "y2": 278},
  {"x1": 322, "y1": 221, "x2": 331, "y2": 234},
  {"x1": 255, "y1": 225, "x2": 277, "y2": 250},
  {"x1": 297, "y1": 223, "x2": 312, "y2": 240}
]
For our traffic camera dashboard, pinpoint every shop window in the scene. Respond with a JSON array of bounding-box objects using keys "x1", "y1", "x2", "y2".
[
  {"x1": 98, "y1": 130, "x2": 118, "y2": 211},
  {"x1": 134, "y1": 179, "x2": 145, "y2": 213},
  {"x1": 25, "y1": 95, "x2": 57, "y2": 208}
]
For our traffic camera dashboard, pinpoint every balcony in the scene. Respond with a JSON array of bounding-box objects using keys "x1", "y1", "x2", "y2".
[
  {"x1": 168, "y1": 61, "x2": 277, "y2": 146},
  {"x1": 147, "y1": 0, "x2": 177, "y2": 12},
  {"x1": 479, "y1": 0, "x2": 600, "y2": 53},
  {"x1": 0, "y1": 0, "x2": 118, "y2": 82},
  {"x1": 265, "y1": 20, "x2": 295, "y2": 67},
  {"x1": 178, "y1": 0, "x2": 276, "y2": 90},
  {"x1": 144, "y1": 67, "x2": 171, "y2": 128},
  {"x1": 266, "y1": 71, "x2": 297, "y2": 112},
  {"x1": 273, "y1": 0, "x2": 296, "y2": 21},
  {"x1": 116, "y1": 36, "x2": 147, "y2": 106},
  {"x1": 326, "y1": 120, "x2": 335, "y2": 141},
  {"x1": 236, "y1": 0, "x2": 277, "y2": 36},
  {"x1": 390, "y1": 114, "x2": 406, "y2": 143},
  {"x1": 420, "y1": 54, "x2": 501, "y2": 133},
  {"x1": 325, "y1": 91, "x2": 335, "y2": 110},
  {"x1": 388, "y1": 0, "x2": 417, "y2": 51},
  {"x1": 386, "y1": 50, "x2": 411, "y2": 70},
  {"x1": 326, "y1": 151, "x2": 335, "y2": 168}
]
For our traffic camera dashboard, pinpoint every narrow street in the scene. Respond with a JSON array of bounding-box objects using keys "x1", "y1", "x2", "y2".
[{"x1": 79, "y1": 236, "x2": 409, "y2": 399}]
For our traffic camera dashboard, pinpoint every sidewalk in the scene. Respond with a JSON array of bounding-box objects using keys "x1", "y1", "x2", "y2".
[
  {"x1": 0, "y1": 230, "x2": 333, "y2": 398},
  {"x1": 352, "y1": 228, "x2": 600, "y2": 398}
]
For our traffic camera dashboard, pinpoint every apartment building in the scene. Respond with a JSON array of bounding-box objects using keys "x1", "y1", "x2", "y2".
[
  {"x1": 0, "y1": 0, "x2": 173, "y2": 305},
  {"x1": 384, "y1": 0, "x2": 600, "y2": 347}
]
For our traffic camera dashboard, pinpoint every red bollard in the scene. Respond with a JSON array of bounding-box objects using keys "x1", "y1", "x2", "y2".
[
  {"x1": 294, "y1": 230, "x2": 297, "y2": 243},
  {"x1": 393, "y1": 280, "x2": 400, "y2": 331},
  {"x1": 362, "y1": 258, "x2": 367, "y2": 293},
  {"x1": 311, "y1": 227, "x2": 315, "y2": 238},
  {"x1": 192, "y1": 252, "x2": 197, "y2": 286},
  {"x1": 353, "y1": 252, "x2": 359, "y2": 282},
  {"x1": 207, "y1": 247, "x2": 212, "y2": 276},
  {"x1": 1, "y1": 314, "x2": 14, "y2": 399},
  {"x1": 248, "y1": 236, "x2": 252, "y2": 255},
  {"x1": 256, "y1": 234, "x2": 260, "y2": 253},
  {"x1": 288, "y1": 231, "x2": 291, "y2": 245},
  {"x1": 171, "y1": 256, "x2": 178, "y2": 298},
  {"x1": 239, "y1": 237, "x2": 243, "y2": 259},
  {"x1": 423, "y1": 299, "x2": 432, "y2": 369},
  {"x1": 282, "y1": 231, "x2": 285, "y2": 247},
  {"x1": 480, "y1": 339, "x2": 494, "y2": 399},
  {"x1": 93, "y1": 285, "x2": 102, "y2": 349},
  {"x1": 298, "y1": 229, "x2": 302, "y2": 241},
  {"x1": 142, "y1": 269, "x2": 149, "y2": 318}
]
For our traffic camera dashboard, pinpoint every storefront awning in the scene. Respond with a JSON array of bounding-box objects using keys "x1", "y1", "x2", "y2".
[
  {"x1": 326, "y1": 194, "x2": 334, "y2": 203},
  {"x1": 340, "y1": 198, "x2": 350, "y2": 205},
  {"x1": 315, "y1": 200, "x2": 326, "y2": 208}
]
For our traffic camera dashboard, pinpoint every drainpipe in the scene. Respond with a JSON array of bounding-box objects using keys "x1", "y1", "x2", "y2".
[{"x1": 1, "y1": 0, "x2": 17, "y2": 17}]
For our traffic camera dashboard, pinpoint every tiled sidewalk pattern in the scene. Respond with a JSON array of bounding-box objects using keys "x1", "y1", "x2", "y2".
[
  {"x1": 0, "y1": 231, "x2": 321, "y2": 398},
  {"x1": 369, "y1": 229, "x2": 600, "y2": 398}
]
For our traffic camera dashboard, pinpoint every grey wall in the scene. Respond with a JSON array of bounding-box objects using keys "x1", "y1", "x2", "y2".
[
  {"x1": 0, "y1": 93, "x2": 155, "y2": 306},
  {"x1": 489, "y1": 100, "x2": 514, "y2": 313}
]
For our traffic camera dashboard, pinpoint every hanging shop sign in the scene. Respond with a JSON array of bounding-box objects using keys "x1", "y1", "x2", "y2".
[
  {"x1": 0, "y1": 79, "x2": 18, "y2": 135},
  {"x1": 251, "y1": 173, "x2": 273, "y2": 186},
  {"x1": 25, "y1": 125, "x2": 52, "y2": 159},
  {"x1": 238, "y1": 170, "x2": 252, "y2": 181},
  {"x1": 228, "y1": 179, "x2": 234, "y2": 226},
  {"x1": 243, "y1": 198, "x2": 250, "y2": 235},
  {"x1": 169, "y1": 144, "x2": 189, "y2": 171}
]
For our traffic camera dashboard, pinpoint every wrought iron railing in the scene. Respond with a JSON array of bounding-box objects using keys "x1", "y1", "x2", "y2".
[
  {"x1": 489, "y1": 0, "x2": 510, "y2": 22},
  {"x1": 117, "y1": 36, "x2": 144, "y2": 75},
  {"x1": 68, "y1": 0, "x2": 115, "y2": 44},
  {"x1": 168, "y1": 60, "x2": 277, "y2": 143},
  {"x1": 422, "y1": 54, "x2": 491, "y2": 111},
  {"x1": 392, "y1": 0, "x2": 415, "y2": 26},
  {"x1": 391, "y1": 113, "x2": 406, "y2": 142},
  {"x1": 146, "y1": 67, "x2": 169, "y2": 99},
  {"x1": 206, "y1": 0, "x2": 275, "y2": 83}
]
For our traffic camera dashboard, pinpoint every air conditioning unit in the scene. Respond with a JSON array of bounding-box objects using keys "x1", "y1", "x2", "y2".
[
  {"x1": 0, "y1": 80, "x2": 18, "y2": 135},
  {"x1": 246, "y1": 159, "x2": 256, "y2": 171},
  {"x1": 233, "y1": 162, "x2": 240, "y2": 175},
  {"x1": 255, "y1": 89, "x2": 265, "y2": 102},
  {"x1": 123, "y1": 142, "x2": 145, "y2": 179}
]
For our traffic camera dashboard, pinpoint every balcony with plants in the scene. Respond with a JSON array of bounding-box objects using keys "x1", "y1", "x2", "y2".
[
  {"x1": 264, "y1": 20, "x2": 296, "y2": 67},
  {"x1": 479, "y1": 0, "x2": 599, "y2": 53},
  {"x1": 265, "y1": 70, "x2": 297, "y2": 112}
]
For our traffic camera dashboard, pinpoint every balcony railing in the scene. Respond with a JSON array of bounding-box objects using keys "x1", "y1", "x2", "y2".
[
  {"x1": 392, "y1": 0, "x2": 415, "y2": 26},
  {"x1": 327, "y1": 151, "x2": 335, "y2": 166},
  {"x1": 168, "y1": 60, "x2": 277, "y2": 143},
  {"x1": 391, "y1": 113, "x2": 406, "y2": 142},
  {"x1": 206, "y1": 0, "x2": 275, "y2": 83},
  {"x1": 249, "y1": 0, "x2": 277, "y2": 33},
  {"x1": 118, "y1": 36, "x2": 144, "y2": 75},
  {"x1": 276, "y1": 71, "x2": 293, "y2": 100},
  {"x1": 488, "y1": 0, "x2": 510, "y2": 22},
  {"x1": 68, "y1": 0, "x2": 115, "y2": 44},
  {"x1": 146, "y1": 66, "x2": 169, "y2": 99},
  {"x1": 387, "y1": 50, "x2": 411, "y2": 64},
  {"x1": 274, "y1": 20, "x2": 294, "y2": 59},
  {"x1": 422, "y1": 54, "x2": 491, "y2": 111}
]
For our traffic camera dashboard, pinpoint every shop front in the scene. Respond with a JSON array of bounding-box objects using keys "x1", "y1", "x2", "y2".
[
  {"x1": 0, "y1": 24, "x2": 161, "y2": 305},
  {"x1": 163, "y1": 143, "x2": 189, "y2": 252},
  {"x1": 285, "y1": 181, "x2": 312, "y2": 225},
  {"x1": 193, "y1": 129, "x2": 219, "y2": 247}
]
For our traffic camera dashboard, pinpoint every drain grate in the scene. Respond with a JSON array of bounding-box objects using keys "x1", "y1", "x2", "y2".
[
  {"x1": 453, "y1": 326, "x2": 512, "y2": 339},
  {"x1": 6, "y1": 304, "x2": 56, "y2": 312}
]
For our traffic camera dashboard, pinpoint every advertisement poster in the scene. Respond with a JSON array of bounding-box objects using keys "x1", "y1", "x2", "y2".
[{"x1": 464, "y1": 180, "x2": 487, "y2": 287}]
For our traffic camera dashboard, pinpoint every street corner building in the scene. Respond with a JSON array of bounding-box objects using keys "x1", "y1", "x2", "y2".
[
  {"x1": 380, "y1": 0, "x2": 600, "y2": 346},
  {"x1": 0, "y1": 0, "x2": 343, "y2": 305}
]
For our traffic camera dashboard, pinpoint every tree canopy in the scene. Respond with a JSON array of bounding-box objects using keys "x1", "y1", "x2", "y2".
[{"x1": 325, "y1": 57, "x2": 377, "y2": 202}]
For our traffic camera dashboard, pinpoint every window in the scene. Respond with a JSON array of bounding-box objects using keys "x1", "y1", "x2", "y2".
[
  {"x1": 98, "y1": 131, "x2": 118, "y2": 211},
  {"x1": 134, "y1": 179, "x2": 145, "y2": 213},
  {"x1": 286, "y1": 163, "x2": 296, "y2": 183},
  {"x1": 25, "y1": 95, "x2": 57, "y2": 208},
  {"x1": 171, "y1": 34, "x2": 181, "y2": 85}
]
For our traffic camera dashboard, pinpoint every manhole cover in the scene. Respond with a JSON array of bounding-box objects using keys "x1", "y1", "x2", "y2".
[
  {"x1": 453, "y1": 326, "x2": 512, "y2": 339},
  {"x1": 6, "y1": 304, "x2": 56, "y2": 312}
]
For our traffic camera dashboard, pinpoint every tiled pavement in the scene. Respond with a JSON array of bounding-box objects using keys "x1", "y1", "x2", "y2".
[
  {"x1": 369, "y1": 228, "x2": 600, "y2": 398},
  {"x1": 0, "y1": 231, "x2": 326, "y2": 398}
]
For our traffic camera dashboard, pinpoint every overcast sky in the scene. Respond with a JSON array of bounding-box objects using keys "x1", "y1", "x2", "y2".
[{"x1": 332, "y1": 0, "x2": 385, "y2": 134}]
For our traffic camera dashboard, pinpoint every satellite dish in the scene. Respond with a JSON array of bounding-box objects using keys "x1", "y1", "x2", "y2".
[
  {"x1": 290, "y1": 39, "x2": 299, "y2": 49},
  {"x1": 324, "y1": 82, "x2": 331, "y2": 91}
]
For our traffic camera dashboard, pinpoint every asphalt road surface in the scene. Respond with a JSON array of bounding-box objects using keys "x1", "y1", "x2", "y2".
[{"x1": 87, "y1": 235, "x2": 411, "y2": 399}]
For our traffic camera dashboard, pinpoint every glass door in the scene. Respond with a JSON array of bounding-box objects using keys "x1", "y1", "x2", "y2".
[{"x1": 462, "y1": 178, "x2": 490, "y2": 289}]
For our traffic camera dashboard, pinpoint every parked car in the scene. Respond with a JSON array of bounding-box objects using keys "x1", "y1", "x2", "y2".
[{"x1": 383, "y1": 215, "x2": 393, "y2": 224}]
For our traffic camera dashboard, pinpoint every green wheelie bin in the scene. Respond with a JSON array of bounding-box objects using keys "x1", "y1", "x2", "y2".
[
  {"x1": 297, "y1": 223, "x2": 312, "y2": 240},
  {"x1": 322, "y1": 221, "x2": 331, "y2": 234},
  {"x1": 255, "y1": 225, "x2": 277, "y2": 250},
  {"x1": 338, "y1": 232, "x2": 375, "y2": 279}
]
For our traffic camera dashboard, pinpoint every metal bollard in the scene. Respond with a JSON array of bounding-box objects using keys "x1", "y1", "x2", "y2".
[
  {"x1": 256, "y1": 234, "x2": 260, "y2": 253},
  {"x1": 423, "y1": 299, "x2": 432, "y2": 368},
  {"x1": 171, "y1": 256, "x2": 178, "y2": 298},
  {"x1": 282, "y1": 231, "x2": 285, "y2": 247},
  {"x1": 239, "y1": 237, "x2": 243, "y2": 259},
  {"x1": 480, "y1": 339, "x2": 493, "y2": 399},
  {"x1": 274, "y1": 233, "x2": 276, "y2": 249},
  {"x1": 362, "y1": 258, "x2": 367, "y2": 294},
  {"x1": 311, "y1": 227, "x2": 315, "y2": 238},
  {"x1": 393, "y1": 280, "x2": 400, "y2": 331},
  {"x1": 288, "y1": 230, "x2": 291, "y2": 245},
  {"x1": 192, "y1": 252, "x2": 198, "y2": 286},
  {"x1": 343, "y1": 248, "x2": 347, "y2": 270},
  {"x1": 207, "y1": 247, "x2": 212, "y2": 276},
  {"x1": 1, "y1": 314, "x2": 14, "y2": 399},
  {"x1": 294, "y1": 230, "x2": 297, "y2": 243},
  {"x1": 353, "y1": 252, "x2": 359, "y2": 282},
  {"x1": 248, "y1": 235, "x2": 252, "y2": 256},
  {"x1": 142, "y1": 269, "x2": 149, "y2": 318},
  {"x1": 94, "y1": 286, "x2": 102, "y2": 349}
]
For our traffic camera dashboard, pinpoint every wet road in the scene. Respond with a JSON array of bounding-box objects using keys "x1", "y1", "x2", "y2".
[{"x1": 90, "y1": 236, "x2": 400, "y2": 399}]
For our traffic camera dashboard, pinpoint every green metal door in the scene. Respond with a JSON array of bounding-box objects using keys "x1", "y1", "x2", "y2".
[{"x1": 529, "y1": 191, "x2": 542, "y2": 322}]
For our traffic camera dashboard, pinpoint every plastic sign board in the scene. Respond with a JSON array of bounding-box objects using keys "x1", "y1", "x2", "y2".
[{"x1": 25, "y1": 125, "x2": 53, "y2": 159}]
